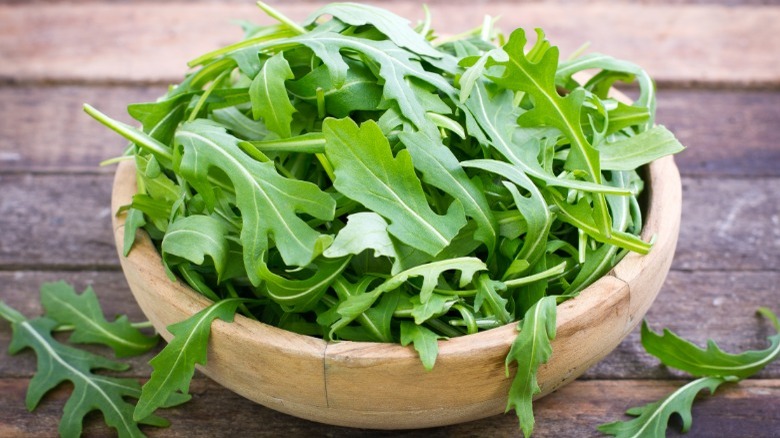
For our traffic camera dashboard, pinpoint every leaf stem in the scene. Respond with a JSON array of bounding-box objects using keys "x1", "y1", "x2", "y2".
[
  {"x1": 83, "y1": 104, "x2": 173, "y2": 166},
  {"x1": 54, "y1": 321, "x2": 155, "y2": 333},
  {"x1": 504, "y1": 261, "x2": 567, "y2": 288},
  {"x1": 257, "y1": 1, "x2": 307, "y2": 35}
]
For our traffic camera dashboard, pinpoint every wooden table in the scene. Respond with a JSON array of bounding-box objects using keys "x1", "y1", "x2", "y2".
[{"x1": 1, "y1": 1, "x2": 778, "y2": 436}]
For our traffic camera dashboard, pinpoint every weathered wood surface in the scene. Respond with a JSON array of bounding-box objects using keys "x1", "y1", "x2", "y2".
[
  {"x1": 1, "y1": 0, "x2": 779, "y2": 436},
  {"x1": 0, "y1": 378, "x2": 777, "y2": 437},
  {"x1": 1, "y1": 3, "x2": 779, "y2": 86}
]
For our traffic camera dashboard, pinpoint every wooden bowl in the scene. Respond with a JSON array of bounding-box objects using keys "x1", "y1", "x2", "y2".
[{"x1": 111, "y1": 155, "x2": 680, "y2": 429}]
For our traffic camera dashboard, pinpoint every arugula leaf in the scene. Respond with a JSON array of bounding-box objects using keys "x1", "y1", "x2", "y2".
[
  {"x1": 331, "y1": 257, "x2": 487, "y2": 335},
  {"x1": 400, "y1": 321, "x2": 441, "y2": 370},
  {"x1": 134, "y1": 298, "x2": 244, "y2": 421},
  {"x1": 556, "y1": 52, "x2": 656, "y2": 125},
  {"x1": 175, "y1": 120, "x2": 335, "y2": 278},
  {"x1": 0, "y1": 301, "x2": 186, "y2": 438},
  {"x1": 410, "y1": 293, "x2": 457, "y2": 325},
  {"x1": 601, "y1": 308, "x2": 780, "y2": 437},
  {"x1": 485, "y1": 29, "x2": 612, "y2": 236},
  {"x1": 249, "y1": 52, "x2": 296, "y2": 138},
  {"x1": 398, "y1": 127, "x2": 498, "y2": 253},
  {"x1": 599, "y1": 377, "x2": 728, "y2": 438},
  {"x1": 292, "y1": 31, "x2": 456, "y2": 130},
  {"x1": 304, "y1": 3, "x2": 442, "y2": 59},
  {"x1": 323, "y1": 212, "x2": 397, "y2": 259},
  {"x1": 40, "y1": 281, "x2": 158, "y2": 358},
  {"x1": 257, "y1": 256, "x2": 351, "y2": 312},
  {"x1": 505, "y1": 296, "x2": 557, "y2": 438},
  {"x1": 287, "y1": 61, "x2": 384, "y2": 118},
  {"x1": 474, "y1": 274, "x2": 511, "y2": 326},
  {"x1": 461, "y1": 159, "x2": 551, "y2": 272},
  {"x1": 161, "y1": 215, "x2": 231, "y2": 282},
  {"x1": 598, "y1": 125, "x2": 685, "y2": 171},
  {"x1": 122, "y1": 208, "x2": 146, "y2": 257},
  {"x1": 323, "y1": 117, "x2": 466, "y2": 256},
  {"x1": 641, "y1": 308, "x2": 780, "y2": 380},
  {"x1": 463, "y1": 81, "x2": 629, "y2": 195}
]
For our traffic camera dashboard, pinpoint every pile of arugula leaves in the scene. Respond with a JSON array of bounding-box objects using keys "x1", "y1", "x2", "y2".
[{"x1": 79, "y1": 2, "x2": 687, "y2": 435}]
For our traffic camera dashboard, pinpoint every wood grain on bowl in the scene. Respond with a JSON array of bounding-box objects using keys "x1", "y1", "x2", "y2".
[{"x1": 111, "y1": 154, "x2": 680, "y2": 429}]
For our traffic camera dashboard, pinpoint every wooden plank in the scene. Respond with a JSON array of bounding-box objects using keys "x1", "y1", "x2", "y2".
[
  {"x1": 0, "y1": 174, "x2": 117, "y2": 269},
  {"x1": 0, "y1": 3, "x2": 778, "y2": 86},
  {"x1": 675, "y1": 177, "x2": 780, "y2": 271},
  {"x1": 0, "y1": 378, "x2": 777, "y2": 436},
  {"x1": 656, "y1": 89, "x2": 780, "y2": 177},
  {"x1": 1, "y1": 174, "x2": 777, "y2": 270},
  {"x1": 0, "y1": 85, "x2": 161, "y2": 173},
  {"x1": 2, "y1": 85, "x2": 779, "y2": 177}
]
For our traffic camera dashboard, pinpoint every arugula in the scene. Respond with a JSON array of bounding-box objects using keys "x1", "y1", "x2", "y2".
[
  {"x1": 175, "y1": 120, "x2": 335, "y2": 278},
  {"x1": 85, "y1": 2, "x2": 686, "y2": 433},
  {"x1": 40, "y1": 281, "x2": 158, "y2": 358},
  {"x1": 323, "y1": 117, "x2": 466, "y2": 256},
  {"x1": 642, "y1": 308, "x2": 780, "y2": 379},
  {"x1": 134, "y1": 298, "x2": 245, "y2": 421},
  {"x1": 505, "y1": 296, "x2": 557, "y2": 437},
  {"x1": 599, "y1": 308, "x2": 780, "y2": 437},
  {"x1": 598, "y1": 377, "x2": 730, "y2": 438},
  {"x1": 0, "y1": 284, "x2": 187, "y2": 437}
]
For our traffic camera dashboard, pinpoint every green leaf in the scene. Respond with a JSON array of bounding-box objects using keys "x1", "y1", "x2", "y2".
[
  {"x1": 249, "y1": 52, "x2": 296, "y2": 138},
  {"x1": 474, "y1": 274, "x2": 511, "y2": 325},
  {"x1": 287, "y1": 61, "x2": 384, "y2": 118},
  {"x1": 0, "y1": 301, "x2": 183, "y2": 438},
  {"x1": 331, "y1": 257, "x2": 487, "y2": 334},
  {"x1": 459, "y1": 48, "x2": 507, "y2": 103},
  {"x1": 410, "y1": 293, "x2": 456, "y2": 325},
  {"x1": 211, "y1": 106, "x2": 269, "y2": 140},
  {"x1": 128, "y1": 92, "x2": 192, "y2": 144},
  {"x1": 556, "y1": 52, "x2": 656, "y2": 125},
  {"x1": 136, "y1": 154, "x2": 180, "y2": 204},
  {"x1": 257, "y1": 256, "x2": 351, "y2": 312},
  {"x1": 641, "y1": 308, "x2": 780, "y2": 380},
  {"x1": 549, "y1": 194, "x2": 651, "y2": 254},
  {"x1": 400, "y1": 321, "x2": 441, "y2": 370},
  {"x1": 323, "y1": 117, "x2": 466, "y2": 256},
  {"x1": 461, "y1": 159, "x2": 551, "y2": 271},
  {"x1": 292, "y1": 31, "x2": 456, "y2": 130},
  {"x1": 134, "y1": 298, "x2": 243, "y2": 421},
  {"x1": 304, "y1": 3, "x2": 442, "y2": 59},
  {"x1": 598, "y1": 125, "x2": 685, "y2": 171},
  {"x1": 398, "y1": 127, "x2": 498, "y2": 253},
  {"x1": 463, "y1": 81, "x2": 629, "y2": 195},
  {"x1": 598, "y1": 377, "x2": 728, "y2": 438},
  {"x1": 485, "y1": 29, "x2": 612, "y2": 236},
  {"x1": 122, "y1": 208, "x2": 146, "y2": 257},
  {"x1": 162, "y1": 215, "x2": 231, "y2": 282},
  {"x1": 323, "y1": 212, "x2": 397, "y2": 259},
  {"x1": 505, "y1": 295, "x2": 557, "y2": 437},
  {"x1": 175, "y1": 120, "x2": 335, "y2": 280},
  {"x1": 40, "y1": 281, "x2": 158, "y2": 358}
]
